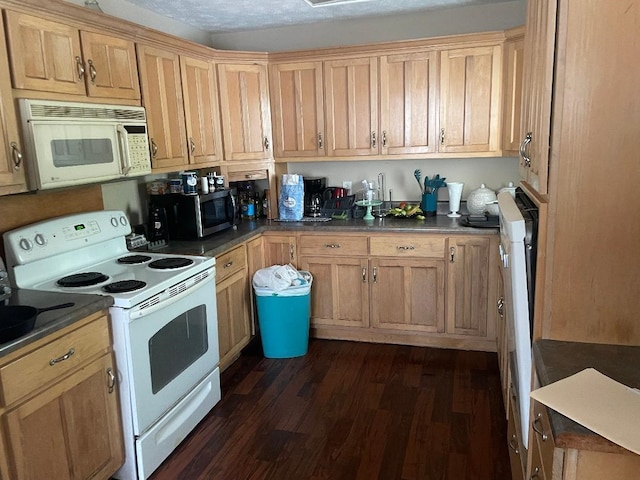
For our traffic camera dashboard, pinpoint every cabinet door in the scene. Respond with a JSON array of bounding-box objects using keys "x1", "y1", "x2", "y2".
[
  {"x1": 216, "y1": 270, "x2": 251, "y2": 371},
  {"x1": 137, "y1": 45, "x2": 188, "y2": 171},
  {"x1": 180, "y1": 56, "x2": 224, "y2": 166},
  {"x1": 439, "y1": 45, "x2": 502, "y2": 154},
  {"x1": 217, "y1": 63, "x2": 272, "y2": 162},
  {"x1": 0, "y1": 19, "x2": 27, "y2": 195},
  {"x1": 502, "y1": 29, "x2": 525, "y2": 154},
  {"x1": 446, "y1": 236, "x2": 496, "y2": 337},
  {"x1": 298, "y1": 255, "x2": 369, "y2": 328},
  {"x1": 3, "y1": 353, "x2": 123, "y2": 480},
  {"x1": 379, "y1": 51, "x2": 437, "y2": 155},
  {"x1": 324, "y1": 57, "x2": 378, "y2": 156},
  {"x1": 79, "y1": 30, "x2": 140, "y2": 100},
  {"x1": 370, "y1": 258, "x2": 445, "y2": 333},
  {"x1": 4, "y1": 11, "x2": 85, "y2": 95},
  {"x1": 263, "y1": 235, "x2": 297, "y2": 266},
  {"x1": 519, "y1": 0, "x2": 557, "y2": 195},
  {"x1": 270, "y1": 61, "x2": 325, "y2": 158}
]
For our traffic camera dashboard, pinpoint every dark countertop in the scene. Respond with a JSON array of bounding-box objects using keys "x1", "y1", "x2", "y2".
[
  {"x1": 0, "y1": 290, "x2": 113, "y2": 358},
  {"x1": 148, "y1": 215, "x2": 498, "y2": 257},
  {"x1": 533, "y1": 339, "x2": 640, "y2": 453}
]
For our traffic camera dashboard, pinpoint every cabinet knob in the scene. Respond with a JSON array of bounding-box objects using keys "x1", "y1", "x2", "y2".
[
  {"x1": 318, "y1": 132, "x2": 323, "y2": 149},
  {"x1": 396, "y1": 245, "x2": 415, "y2": 251},
  {"x1": 450, "y1": 246, "x2": 456, "y2": 262},
  {"x1": 520, "y1": 132, "x2": 532, "y2": 167},
  {"x1": 150, "y1": 138, "x2": 158, "y2": 158},
  {"x1": 362, "y1": 267, "x2": 367, "y2": 283},
  {"x1": 189, "y1": 137, "x2": 196, "y2": 154},
  {"x1": 264, "y1": 137, "x2": 270, "y2": 150},
  {"x1": 532, "y1": 413, "x2": 548, "y2": 441},
  {"x1": 49, "y1": 348, "x2": 75, "y2": 366},
  {"x1": 371, "y1": 131, "x2": 376, "y2": 148},
  {"x1": 382, "y1": 130, "x2": 387, "y2": 147},
  {"x1": 440, "y1": 128, "x2": 445, "y2": 145},
  {"x1": 107, "y1": 367, "x2": 116, "y2": 394}
]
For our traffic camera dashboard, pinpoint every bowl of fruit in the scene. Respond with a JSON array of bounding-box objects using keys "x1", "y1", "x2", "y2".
[{"x1": 386, "y1": 202, "x2": 425, "y2": 220}]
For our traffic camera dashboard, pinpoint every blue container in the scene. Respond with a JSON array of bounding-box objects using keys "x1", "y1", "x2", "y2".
[{"x1": 254, "y1": 279, "x2": 312, "y2": 358}]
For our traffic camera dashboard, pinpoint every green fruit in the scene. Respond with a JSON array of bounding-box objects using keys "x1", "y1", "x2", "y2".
[{"x1": 416, "y1": 215, "x2": 425, "y2": 220}]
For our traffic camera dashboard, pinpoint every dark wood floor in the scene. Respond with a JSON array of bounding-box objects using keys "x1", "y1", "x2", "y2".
[{"x1": 149, "y1": 339, "x2": 511, "y2": 480}]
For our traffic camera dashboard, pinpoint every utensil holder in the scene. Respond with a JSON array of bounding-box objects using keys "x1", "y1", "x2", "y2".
[{"x1": 421, "y1": 192, "x2": 437, "y2": 216}]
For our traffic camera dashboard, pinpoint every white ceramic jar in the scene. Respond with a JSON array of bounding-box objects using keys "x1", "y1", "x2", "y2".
[{"x1": 466, "y1": 183, "x2": 498, "y2": 215}]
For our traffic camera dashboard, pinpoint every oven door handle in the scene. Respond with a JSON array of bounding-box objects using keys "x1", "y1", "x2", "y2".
[{"x1": 127, "y1": 270, "x2": 215, "y2": 320}]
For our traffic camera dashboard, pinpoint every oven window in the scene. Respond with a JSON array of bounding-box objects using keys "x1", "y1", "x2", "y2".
[
  {"x1": 51, "y1": 138, "x2": 115, "y2": 167},
  {"x1": 148, "y1": 304, "x2": 208, "y2": 394}
]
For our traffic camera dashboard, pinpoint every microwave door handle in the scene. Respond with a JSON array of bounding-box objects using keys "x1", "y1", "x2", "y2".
[
  {"x1": 227, "y1": 192, "x2": 237, "y2": 225},
  {"x1": 116, "y1": 125, "x2": 131, "y2": 175}
]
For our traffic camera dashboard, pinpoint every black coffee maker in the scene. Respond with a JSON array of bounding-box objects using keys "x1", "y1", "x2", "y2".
[
  {"x1": 147, "y1": 204, "x2": 169, "y2": 247},
  {"x1": 303, "y1": 177, "x2": 326, "y2": 216}
]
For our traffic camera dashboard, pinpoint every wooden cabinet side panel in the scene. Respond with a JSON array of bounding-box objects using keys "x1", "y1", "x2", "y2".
[
  {"x1": 4, "y1": 10, "x2": 84, "y2": 95},
  {"x1": 502, "y1": 33, "x2": 524, "y2": 153}
]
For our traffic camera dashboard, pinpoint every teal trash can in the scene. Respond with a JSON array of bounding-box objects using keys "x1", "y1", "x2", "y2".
[{"x1": 253, "y1": 273, "x2": 312, "y2": 358}]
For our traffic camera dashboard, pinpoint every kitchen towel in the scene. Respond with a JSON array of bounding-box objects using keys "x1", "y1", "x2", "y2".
[{"x1": 530, "y1": 368, "x2": 640, "y2": 454}]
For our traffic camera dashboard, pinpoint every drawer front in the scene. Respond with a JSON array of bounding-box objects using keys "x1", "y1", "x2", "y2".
[
  {"x1": 0, "y1": 316, "x2": 110, "y2": 406},
  {"x1": 298, "y1": 235, "x2": 368, "y2": 256},
  {"x1": 217, "y1": 245, "x2": 247, "y2": 283},
  {"x1": 531, "y1": 400, "x2": 555, "y2": 475},
  {"x1": 369, "y1": 236, "x2": 445, "y2": 258},
  {"x1": 227, "y1": 169, "x2": 268, "y2": 182}
]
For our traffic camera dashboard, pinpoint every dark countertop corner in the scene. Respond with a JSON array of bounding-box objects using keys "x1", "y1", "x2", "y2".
[
  {"x1": 533, "y1": 339, "x2": 640, "y2": 453},
  {"x1": 0, "y1": 290, "x2": 114, "y2": 358}
]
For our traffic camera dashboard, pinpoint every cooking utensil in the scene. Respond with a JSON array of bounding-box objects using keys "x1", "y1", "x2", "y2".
[
  {"x1": 0, "y1": 302, "x2": 75, "y2": 343},
  {"x1": 413, "y1": 169, "x2": 424, "y2": 194}
]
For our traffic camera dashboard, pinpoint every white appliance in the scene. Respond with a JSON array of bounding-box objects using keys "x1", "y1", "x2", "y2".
[
  {"x1": 19, "y1": 99, "x2": 152, "y2": 190},
  {"x1": 497, "y1": 191, "x2": 532, "y2": 449},
  {"x1": 3, "y1": 210, "x2": 220, "y2": 480}
]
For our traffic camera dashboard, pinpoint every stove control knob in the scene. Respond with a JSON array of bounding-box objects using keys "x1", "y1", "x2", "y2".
[
  {"x1": 119, "y1": 216, "x2": 128, "y2": 227},
  {"x1": 19, "y1": 237, "x2": 33, "y2": 251},
  {"x1": 111, "y1": 217, "x2": 119, "y2": 228},
  {"x1": 34, "y1": 233, "x2": 47, "y2": 246}
]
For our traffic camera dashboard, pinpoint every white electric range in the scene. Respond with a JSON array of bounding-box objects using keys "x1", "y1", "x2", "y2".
[{"x1": 3, "y1": 210, "x2": 221, "y2": 480}]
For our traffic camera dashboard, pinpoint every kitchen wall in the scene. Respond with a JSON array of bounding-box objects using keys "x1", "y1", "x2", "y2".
[{"x1": 285, "y1": 157, "x2": 519, "y2": 204}]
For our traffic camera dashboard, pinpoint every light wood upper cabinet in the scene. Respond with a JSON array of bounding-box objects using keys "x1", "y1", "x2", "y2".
[
  {"x1": 439, "y1": 45, "x2": 502, "y2": 154},
  {"x1": 180, "y1": 56, "x2": 223, "y2": 166},
  {"x1": 324, "y1": 56, "x2": 379, "y2": 156},
  {"x1": 519, "y1": 0, "x2": 556, "y2": 195},
  {"x1": 0, "y1": 18, "x2": 27, "y2": 195},
  {"x1": 4, "y1": 10, "x2": 139, "y2": 100},
  {"x1": 269, "y1": 61, "x2": 325, "y2": 158},
  {"x1": 79, "y1": 30, "x2": 140, "y2": 100},
  {"x1": 379, "y1": 51, "x2": 438, "y2": 155},
  {"x1": 502, "y1": 28, "x2": 525, "y2": 155},
  {"x1": 137, "y1": 44, "x2": 188, "y2": 171},
  {"x1": 217, "y1": 62, "x2": 272, "y2": 162}
]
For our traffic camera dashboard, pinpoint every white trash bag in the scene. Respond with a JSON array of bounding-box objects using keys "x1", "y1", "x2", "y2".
[{"x1": 252, "y1": 264, "x2": 310, "y2": 292}]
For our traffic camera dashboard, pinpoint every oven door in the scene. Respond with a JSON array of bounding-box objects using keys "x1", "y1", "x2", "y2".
[{"x1": 121, "y1": 274, "x2": 219, "y2": 435}]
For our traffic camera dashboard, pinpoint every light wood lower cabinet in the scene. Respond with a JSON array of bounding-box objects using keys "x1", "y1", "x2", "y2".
[
  {"x1": 0, "y1": 312, "x2": 124, "y2": 480},
  {"x1": 215, "y1": 244, "x2": 252, "y2": 371},
  {"x1": 262, "y1": 233, "x2": 297, "y2": 266}
]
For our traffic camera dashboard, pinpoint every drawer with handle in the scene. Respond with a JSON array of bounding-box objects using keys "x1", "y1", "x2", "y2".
[
  {"x1": 531, "y1": 399, "x2": 555, "y2": 476},
  {"x1": 369, "y1": 235, "x2": 445, "y2": 258},
  {"x1": 0, "y1": 315, "x2": 110, "y2": 406},
  {"x1": 298, "y1": 235, "x2": 368, "y2": 256},
  {"x1": 216, "y1": 245, "x2": 247, "y2": 284}
]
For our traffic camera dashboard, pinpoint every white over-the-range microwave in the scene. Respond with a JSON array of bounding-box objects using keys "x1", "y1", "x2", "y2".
[{"x1": 19, "y1": 99, "x2": 152, "y2": 190}]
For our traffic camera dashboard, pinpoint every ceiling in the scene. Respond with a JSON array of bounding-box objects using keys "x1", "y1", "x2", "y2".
[{"x1": 120, "y1": 0, "x2": 515, "y2": 34}]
